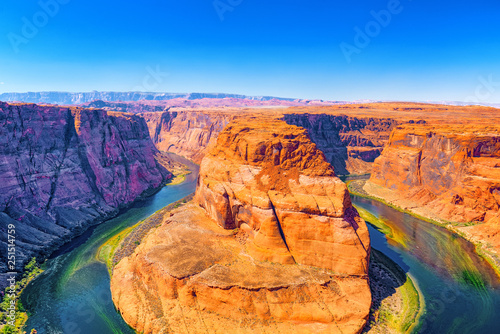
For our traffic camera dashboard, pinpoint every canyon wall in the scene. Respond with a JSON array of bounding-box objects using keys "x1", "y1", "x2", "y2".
[
  {"x1": 0, "y1": 102, "x2": 171, "y2": 280},
  {"x1": 366, "y1": 124, "x2": 500, "y2": 254},
  {"x1": 140, "y1": 110, "x2": 230, "y2": 163},
  {"x1": 283, "y1": 114, "x2": 398, "y2": 175},
  {"x1": 139, "y1": 111, "x2": 398, "y2": 173},
  {"x1": 112, "y1": 118, "x2": 371, "y2": 334},
  {"x1": 368, "y1": 124, "x2": 500, "y2": 223}
]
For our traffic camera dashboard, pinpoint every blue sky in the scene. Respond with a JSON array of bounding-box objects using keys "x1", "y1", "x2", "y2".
[{"x1": 1, "y1": 0, "x2": 499, "y2": 102}]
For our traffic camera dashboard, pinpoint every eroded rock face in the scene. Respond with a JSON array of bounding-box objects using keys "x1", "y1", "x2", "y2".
[
  {"x1": 0, "y1": 102, "x2": 170, "y2": 280},
  {"x1": 283, "y1": 114, "x2": 398, "y2": 175},
  {"x1": 196, "y1": 119, "x2": 370, "y2": 275},
  {"x1": 142, "y1": 111, "x2": 397, "y2": 174},
  {"x1": 368, "y1": 124, "x2": 500, "y2": 224},
  {"x1": 140, "y1": 111, "x2": 230, "y2": 163},
  {"x1": 112, "y1": 118, "x2": 371, "y2": 333}
]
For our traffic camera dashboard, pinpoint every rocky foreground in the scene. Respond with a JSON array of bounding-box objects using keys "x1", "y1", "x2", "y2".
[
  {"x1": 0, "y1": 102, "x2": 171, "y2": 283},
  {"x1": 111, "y1": 118, "x2": 371, "y2": 333}
]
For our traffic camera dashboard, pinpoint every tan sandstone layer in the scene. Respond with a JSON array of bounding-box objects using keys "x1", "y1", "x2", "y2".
[{"x1": 134, "y1": 102, "x2": 500, "y2": 174}]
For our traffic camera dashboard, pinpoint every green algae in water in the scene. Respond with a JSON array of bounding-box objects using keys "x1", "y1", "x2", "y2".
[
  {"x1": 354, "y1": 205, "x2": 410, "y2": 249},
  {"x1": 459, "y1": 270, "x2": 486, "y2": 291}
]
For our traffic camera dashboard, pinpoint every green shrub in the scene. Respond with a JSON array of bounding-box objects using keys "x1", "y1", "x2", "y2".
[{"x1": 0, "y1": 325, "x2": 16, "y2": 334}]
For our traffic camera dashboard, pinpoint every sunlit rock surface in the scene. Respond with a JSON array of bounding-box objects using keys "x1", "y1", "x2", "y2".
[{"x1": 112, "y1": 118, "x2": 371, "y2": 334}]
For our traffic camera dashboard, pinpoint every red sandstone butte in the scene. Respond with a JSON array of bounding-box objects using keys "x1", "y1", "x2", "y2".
[{"x1": 112, "y1": 118, "x2": 371, "y2": 334}]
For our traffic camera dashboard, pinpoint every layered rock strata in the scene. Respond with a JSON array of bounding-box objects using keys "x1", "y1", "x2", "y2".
[
  {"x1": 196, "y1": 119, "x2": 370, "y2": 274},
  {"x1": 0, "y1": 102, "x2": 170, "y2": 279},
  {"x1": 283, "y1": 114, "x2": 398, "y2": 175},
  {"x1": 366, "y1": 124, "x2": 500, "y2": 254},
  {"x1": 140, "y1": 111, "x2": 230, "y2": 163},
  {"x1": 112, "y1": 118, "x2": 371, "y2": 333},
  {"x1": 140, "y1": 110, "x2": 398, "y2": 174}
]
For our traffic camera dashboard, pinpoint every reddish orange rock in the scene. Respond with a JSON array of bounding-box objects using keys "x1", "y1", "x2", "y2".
[
  {"x1": 195, "y1": 119, "x2": 370, "y2": 276},
  {"x1": 112, "y1": 204, "x2": 371, "y2": 334},
  {"x1": 366, "y1": 123, "x2": 500, "y2": 260},
  {"x1": 140, "y1": 110, "x2": 230, "y2": 163},
  {"x1": 111, "y1": 118, "x2": 372, "y2": 334},
  {"x1": 369, "y1": 124, "x2": 500, "y2": 224}
]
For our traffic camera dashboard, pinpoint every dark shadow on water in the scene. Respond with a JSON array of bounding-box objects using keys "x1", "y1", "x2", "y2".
[
  {"x1": 366, "y1": 222, "x2": 410, "y2": 273},
  {"x1": 48, "y1": 225, "x2": 97, "y2": 259},
  {"x1": 48, "y1": 194, "x2": 159, "y2": 259},
  {"x1": 362, "y1": 248, "x2": 408, "y2": 333}
]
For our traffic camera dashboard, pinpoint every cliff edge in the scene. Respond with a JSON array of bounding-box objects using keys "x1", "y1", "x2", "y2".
[
  {"x1": 366, "y1": 123, "x2": 500, "y2": 258},
  {"x1": 0, "y1": 102, "x2": 171, "y2": 283},
  {"x1": 111, "y1": 118, "x2": 371, "y2": 334}
]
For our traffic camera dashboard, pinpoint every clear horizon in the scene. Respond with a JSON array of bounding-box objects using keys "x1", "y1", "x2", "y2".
[
  {"x1": 1, "y1": 90, "x2": 499, "y2": 106},
  {"x1": 1, "y1": 0, "x2": 499, "y2": 104}
]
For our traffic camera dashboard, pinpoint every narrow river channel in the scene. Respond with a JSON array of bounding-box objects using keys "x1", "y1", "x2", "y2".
[
  {"x1": 21, "y1": 168, "x2": 500, "y2": 333},
  {"x1": 352, "y1": 194, "x2": 500, "y2": 334},
  {"x1": 21, "y1": 157, "x2": 198, "y2": 334}
]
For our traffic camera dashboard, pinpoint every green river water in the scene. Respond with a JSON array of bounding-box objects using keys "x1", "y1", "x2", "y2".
[
  {"x1": 22, "y1": 158, "x2": 198, "y2": 334},
  {"x1": 21, "y1": 173, "x2": 500, "y2": 333}
]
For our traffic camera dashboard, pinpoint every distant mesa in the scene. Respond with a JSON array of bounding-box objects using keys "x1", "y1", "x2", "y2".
[{"x1": 0, "y1": 91, "x2": 347, "y2": 106}]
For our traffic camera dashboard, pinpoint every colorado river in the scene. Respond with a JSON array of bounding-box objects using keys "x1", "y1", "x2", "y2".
[
  {"x1": 21, "y1": 157, "x2": 198, "y2": 334},
  {"x1": 21, "y1": 167, "x2": 500, "y2": 334},
  {"x1": 351, "y1": 194, "x2": 500, "y2": 333}
]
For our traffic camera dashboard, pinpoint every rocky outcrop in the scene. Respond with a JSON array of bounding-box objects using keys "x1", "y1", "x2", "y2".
[
  {"x1": 112, "y1": 118, "x2": 371, "y2": 334},
  {"x1": 141, "y1": 111, "x2": 398, "y2": 174},
  {"x1": 364, "y1": 122, "x2": 500, "y2": 265},
  {"x1": 0, "y1": 102, "x2": 170, "y2": 281},
  {"x1": 196, "y1": 119, "x2": 370, "y2": 274},
  {"x1": 283, "y1": 114, "x2": 398, "y2": 175},
  {"x1": 140, "y1": 111, "x2": 230, "y2": 163},
  {"x1": 367, "y1": 124, "x2": 500, "y2": 225}
]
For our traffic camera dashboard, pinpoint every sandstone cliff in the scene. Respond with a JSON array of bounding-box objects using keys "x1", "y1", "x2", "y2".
[
  {"x1": 196, "y1": 119, "x2": 370, "y2": 274},
  {"x1": 368, "y1": 124, "x2": 500, "y2": 224},
  {"x1": 112, "y1": 118, "x2": 371, "y2": 334},
  {"x1": 87, "y1": 101, "x2": 497, "y2": 178},
  {"x1": 366, "y1": 124, "x2": 500, "y2": 255},
  {"x1": 140, "y1": 110, "x2": 398, "y2": 174},
  {"x1": 0, "y1": 102, "x2": 171, "y2": 280},
  {"x1": 283, "y1": 114, "x2": 398, "y2": 175},
  {"x1": 140, "y1": 110, "x2": 230, "y2": 163}
]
